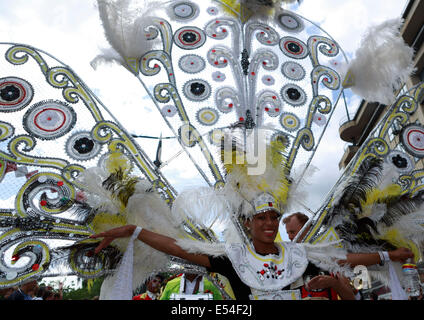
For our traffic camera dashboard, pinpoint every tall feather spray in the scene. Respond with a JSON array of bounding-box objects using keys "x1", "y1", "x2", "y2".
[
  {"x1": 218, "y1": 0, "x2": 298, "y2": 22},
  {"x1": 92, "y1": 0, "x2": 162, "y2": 73},
  {"x1": 220, "y1": 129, "x2": 290, "y2": 219},
  {"x1": 339, "y1": 18, "x2": 415, "y2": 105}
]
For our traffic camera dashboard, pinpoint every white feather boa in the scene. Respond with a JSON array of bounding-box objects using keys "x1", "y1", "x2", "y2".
[{"x1": 339, "y1": 18, "x2": 415, "y2": 105}]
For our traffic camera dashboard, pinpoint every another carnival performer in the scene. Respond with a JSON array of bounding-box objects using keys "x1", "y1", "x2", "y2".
[
  {"x1": 159, "y1": 273, "x2": 223, "y2": 300},
  {"x1": 132, "y1": 274, "x2": 163, "y2": 300}
]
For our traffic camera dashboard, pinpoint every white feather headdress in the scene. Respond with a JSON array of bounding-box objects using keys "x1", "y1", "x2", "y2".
[{"x1": 219, "y1": 128, "x2": 291, "y2": 219}]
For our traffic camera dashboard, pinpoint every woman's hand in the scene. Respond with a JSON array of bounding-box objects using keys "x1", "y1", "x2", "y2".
[
  {"x1": 389, "y1": 247, "x2": 414, "y2": 263},
  {"x1": 306, "y1": 275, "x2": 337, "y2": 291},
  {"x1": 306, "y1": 274, "x2": 356, "y2": 300},
  {"x1": 89, "y1": 225, "x2": 136, "y2": 254}
]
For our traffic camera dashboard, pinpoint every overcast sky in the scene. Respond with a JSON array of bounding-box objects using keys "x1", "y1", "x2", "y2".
[{"x1": 0, "y1": 0, "x2": 409, "y2": 241}]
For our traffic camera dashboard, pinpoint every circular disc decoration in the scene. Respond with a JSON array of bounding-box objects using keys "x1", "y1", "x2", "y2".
[
  {"x1": 212, "y1": 71, "x2": 226, "y2": 82},
  {"x1": 183, "y1": 79, "x2": 211, "y2": 101},
  {"x1": 161, "y1": 104, "x2": 178, "y2": 117},
  {"x1": 0, "y1": 77, "x2": 34, "y2": 112},
  {"x1": 280, "y1": 112, "x2": 300, "y2": 132},
  {"x1": 262, "y1": 75, "x2": 275, "y2": 86},
  {"x1": 179, "y1": 54, "x2": 206, "y2": 74},
  {"x1": 400, "y1": 124, "x2": 424, "y2": 158},
  {"x1": 313, "y1": 114, "x2": 326, "y2": 127},
  {"x1": 385, "y1": 150, "x2": 413, "y2": 173},
  {"x1": 196, "y1": 107, "x2": 219, "y2": 126},
  {"x1": 174, "y1": 26, "x2": 206, "y2": 50},
  {"x1": 23, "y1": 100, "x2": 76, "y2": 140},
  {"x1": 171, "y1": 2, "x2": 199, "y2": 21},
  {"x1": 207, "y1": 6, "x2": 219, "y2": 15},
  {"x1": 66, "y1": 131, "x2": 102, "y2": 161},
  {"x1": 281, "y1": 61, "x2": 306, "y2": 81},
  {"x1": 281, "y1": 84, "x2": 307, "y2": 107},
  {"x1": 280, "y1": 37, "x2": 309, "y2": 59},
  {"x1": 277, "y1": 12, "x2": 304, "y2": 33}
]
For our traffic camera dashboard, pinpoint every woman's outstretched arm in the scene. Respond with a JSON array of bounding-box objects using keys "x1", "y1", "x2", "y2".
[
  {"x1": 90, "y1": 224, "x2": 212, "y2": 268},
  {"x1": 337, "y1": 247, "x2": 414, "y2": 267}
]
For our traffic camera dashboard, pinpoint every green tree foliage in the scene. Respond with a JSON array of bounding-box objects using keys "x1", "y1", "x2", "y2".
[{"x1": 63, "y1": 277, "x2": 104, "y2": 300}]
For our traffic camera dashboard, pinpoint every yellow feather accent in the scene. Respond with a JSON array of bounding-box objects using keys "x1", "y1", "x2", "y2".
[
  {"x1": 102, "y1": 167, "x2": 139, "y2": 208},
  {"x1": 217, "y1": 0, "x2": 275, "y2": 23},
  {"x1": 221, "y1": 132, "x2": 290, "y2": 210},
  {"x1": 268, "y1": 136, "x2": 290, "y2": 205},
  {"x1": 360, "y1": 184, "x2": 402, "y2": 218},
  {"x1": 105, "y1": 152, "x2": 132, "y2": 174},
  {"x1": 378, "y1": 229, "x2": 421, "y2": 261},
  {"x1": 91, "y1": 212, "x2": 127, "y2": 235},
  {"x1": 221, "y1": 149, "x2": 247, "y2": 174},
  {"x1": 218, "y1": 0, "x2": 241, "y2": 18},
  {"x1": 361, "y1": 184, "x2": 402, "y2": 208}
]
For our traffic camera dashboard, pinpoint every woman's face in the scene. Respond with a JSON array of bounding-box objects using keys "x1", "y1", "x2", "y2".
[{"x1": 246, "y1": 210, "x2": 280, "y2": 244}]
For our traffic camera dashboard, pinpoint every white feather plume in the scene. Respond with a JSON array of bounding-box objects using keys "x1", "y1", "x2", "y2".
[
  {"x1": 286, "y1": 163, "x2": 319, "y2": 214},
  {"x1": 302, "y1": 241, "x2": 352, "y2": 277},
  {"x1": 377, "y1": 209, "x2": 424, "y2": 248},
  {"x1": 122, "y1": 180, "x2": 187, "y2": 293},
  {"x1": 98, "y1": 178, "x2": 186, "y2": 299},
  {"x1": 76, "y1": 167, "x2": 121, "y2": 214},
  {"x1": 77, "y1": 169, "x2": 185, "y2": 298},
  {"x1": 92, "y1": 0, "x2": 162, "y2": 70},
  {"x1": 340, "y1": 18, "x2": 415, "y2": 105},
  {"x1": 219, "y1": 127, "x2": 290, "y2": 219},
  {"x1": 171, "y1": 186, "x2": 231, "y2": 229}
]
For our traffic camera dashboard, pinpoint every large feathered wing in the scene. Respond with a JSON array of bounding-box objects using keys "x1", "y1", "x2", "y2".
[
  {"x1": 1, "y1": 0, "x2": 421, "y2": 300},
  {"x1": 303, "y1": 83, "x2": 424, "y2": 285},
  {"x1": 0, "y1": 40, "x2": 227, "y2": 296}
]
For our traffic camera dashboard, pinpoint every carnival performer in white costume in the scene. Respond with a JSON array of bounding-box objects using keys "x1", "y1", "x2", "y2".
[
  {"x1": 0, "y1": 0, "x2": 420, "y2": 301},
  {"x1": 89, "y1": 131, "x2": 350, "y2": 300},
  {"x1": 91, "y1": 202, "x2": 352, "y2": 300}
]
